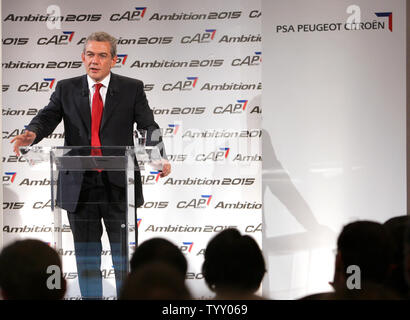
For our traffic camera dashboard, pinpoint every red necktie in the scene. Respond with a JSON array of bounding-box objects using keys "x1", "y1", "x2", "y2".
[{"x1": 91, "y1": 83, "x2": 103, "y2": 156}]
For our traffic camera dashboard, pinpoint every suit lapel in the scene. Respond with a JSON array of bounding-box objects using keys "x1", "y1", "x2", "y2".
[
  {"x1": 100, "y1": 73, "x2": 120, "y2": 131},
  {"x1": 74, "y1": 75, "x2": 91, "y2": 139}
]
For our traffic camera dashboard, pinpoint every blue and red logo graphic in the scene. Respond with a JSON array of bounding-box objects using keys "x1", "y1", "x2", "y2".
[
  {"x1": 205, "y1": 29, "x2": 217, "y2": 40},
  {"x1": 43, "y1": 78, "x2": 56, "y2": 89},
  {"x1": 4, "y1": 172, "x2": 17, "y2": 183},
  {"x1": 168, "y1": 124, "x2": 180, "y2": 135},
  {"x1": 201, "y1": 195, "x2": 213, "y2": 206},
  {"x1": 186, "y1": 77, "x2": 198, "y2": 88},
  {"x1": 117, "y1": 54, "x2": 128, "y2": 65},
  {"x1": 150, "y1": 171, "x2": 161, "y2": 182},
  {"x1": 237, "y1": 100, "x2": 248, "y2": 111},
  {"x1": 62, "y1": 31, "x2": 75, "y2": 42},
  {"x1": 135, "y1": 7, "x2": 147, "y2": 18},
  {"x1": 375, "y1": 12, "x2": 393, "y2": 32},
  {"x1": 219, "y1": 147, "x2": 230, "y2": 158},
  {"x1": 255, "y1": 51, "x2": 262, "y2": 62},
  {"x1": 136, "y1": 218, "x2": 142, "y2": 228},
  {"x1": 182, "y1": 242, "x2": 194, "y2": 253}
]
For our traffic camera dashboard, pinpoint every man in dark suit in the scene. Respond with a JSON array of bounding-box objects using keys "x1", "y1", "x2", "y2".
[{"x1": 11, "y1": 31, "x2": 171, "y2": 299}]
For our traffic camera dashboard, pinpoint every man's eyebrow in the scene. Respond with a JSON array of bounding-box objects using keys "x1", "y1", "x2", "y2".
[{"x1": 85, "y1": 51, "x2": 108, "y2": 55}]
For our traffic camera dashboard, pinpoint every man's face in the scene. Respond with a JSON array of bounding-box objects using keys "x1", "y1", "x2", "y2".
[{"x1": 81, "y1": 41, "x2": 117, "y2": 82}]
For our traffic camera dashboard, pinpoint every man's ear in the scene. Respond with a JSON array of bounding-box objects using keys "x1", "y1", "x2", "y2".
[
  {"x1": 332, "y1": 251, "x2": 345, "y2": 291},
  {"x1": 81, "y1": 52, "x2": 86, "y2": 63},
  {"x1": 111, "y1": 55, "x2": 117, "y2": 68}
]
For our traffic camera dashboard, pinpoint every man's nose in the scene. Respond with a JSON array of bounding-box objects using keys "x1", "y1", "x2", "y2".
[{"x1": 91, "y1": 56, "x2": 100, "y2": 64}]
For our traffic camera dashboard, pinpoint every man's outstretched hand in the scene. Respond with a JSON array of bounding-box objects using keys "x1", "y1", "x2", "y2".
[
  {"x1": 10, "y1": 130, "x2": 36, "y2": 156},
  {"x1": 160, "y1": 159, "x2": 171, "y2": 177}
]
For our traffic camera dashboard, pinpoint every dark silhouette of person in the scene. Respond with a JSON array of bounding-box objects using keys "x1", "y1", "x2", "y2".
[
  {"x1": 300, "y1": 220, "x2": 400, "y2": 300},
  {"x1": 404, "y1": 220, "x2": 410, "y2": 299},
  {"x1": 202, "y1": 228, "x2": 266, "y2": 299},
  {"x1": 330, "y1": 220, "x2": 399, "y2": 299},
  {"x1": 130, "y1": 237, "x2": 187, "y2": 277},
  {"x1": 332, "y1": 221, "x2": 392, "y2": 289},
  {"x1": 383, "y1": 215, "x2": 410, "y2": 298},
  {"x1": 0, "y1": 239, "x2": 66, "y2": 300},
  {"x1": 119, "y1": 261, "x2": 191, "y2": 300}
]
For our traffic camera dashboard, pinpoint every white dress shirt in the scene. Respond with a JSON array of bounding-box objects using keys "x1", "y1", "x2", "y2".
[{"x1": 87, "y1": 73, "x2": 111, "y2": 110}]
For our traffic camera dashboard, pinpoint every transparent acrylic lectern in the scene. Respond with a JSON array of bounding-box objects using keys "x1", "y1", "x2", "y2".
[{"x1": 20, "y1": 145, "x2": 162, "y2": 278}]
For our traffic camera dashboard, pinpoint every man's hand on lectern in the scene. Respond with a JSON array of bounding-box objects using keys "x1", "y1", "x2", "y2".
[
  {"x1": 160, "y1": 159, "x2": 171, "y2": 177},
  {"x1": 10, "y1": 130, "x2": 36, "y2": 156}
]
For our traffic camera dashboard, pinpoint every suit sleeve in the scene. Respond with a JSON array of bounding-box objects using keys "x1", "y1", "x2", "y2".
[
  {"x1": 133, "y1": 81, "x2": 167, "y2": 159},
  {"x1": 26, "y1": 81, "x2": 63, "y2": 145}
]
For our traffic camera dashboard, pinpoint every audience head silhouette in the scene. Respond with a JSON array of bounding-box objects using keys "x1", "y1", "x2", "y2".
[
  {"x1": 332, "y1": 220, "x2": 393, "y2": 293},
  {"x1": 202, "y1": 228, "x2": 266, "y2": 299},
  {"x1": 383, "y1": 215, "x2": 410, "y2": 297},
  {"x1": 3, "y1": 218, "x2": 408, "y2": 300},
  {"x1": 130, "y1": 237, "x2": 188, "y2": 277},
  {"x1": 0, "y1": 239, "x2": 66, "y2": 300},
  {"x1": 404, "y1": 220, "x2": 410, "y2": 293},
  {"x1": 120, "y1": 261, "x2": 191, "y2": 300}
]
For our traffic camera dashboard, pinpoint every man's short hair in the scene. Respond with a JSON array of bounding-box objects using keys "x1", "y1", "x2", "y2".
[{"x1": 83, "y1": 31, "x2": 117, "y2": 58}]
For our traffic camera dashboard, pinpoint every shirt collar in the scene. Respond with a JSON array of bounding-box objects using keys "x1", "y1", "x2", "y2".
[{"x1": 87, "y1": 73, "x2": 111, "y2": 91}]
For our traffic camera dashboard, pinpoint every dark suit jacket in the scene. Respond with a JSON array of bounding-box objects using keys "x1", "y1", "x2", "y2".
[{"x1": 26, "y1": 72, "x2": 164, "y2": 212}]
